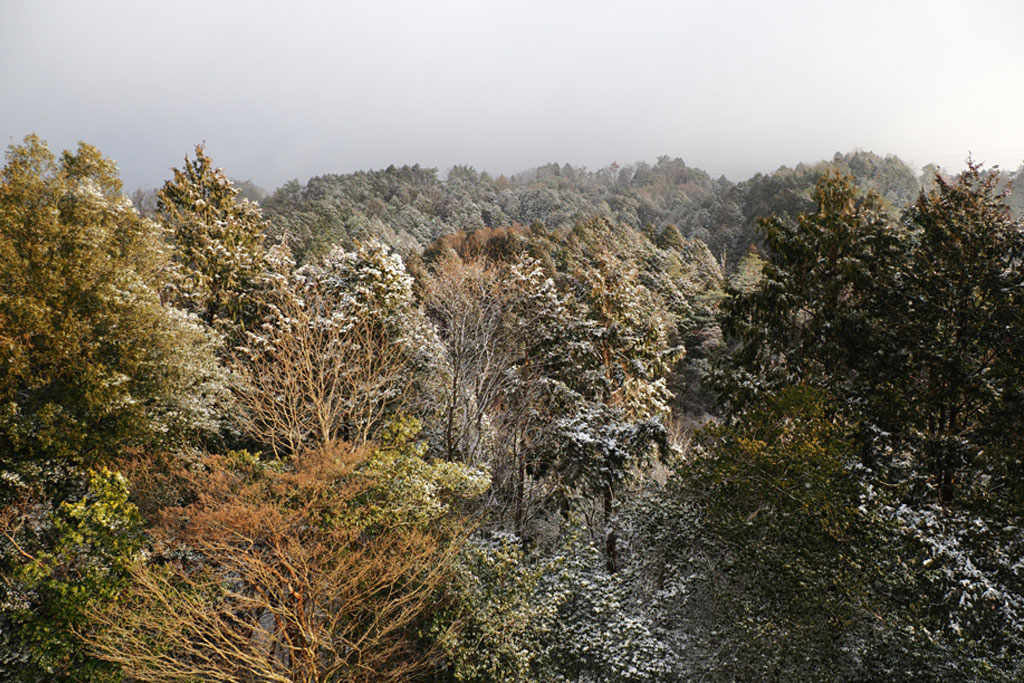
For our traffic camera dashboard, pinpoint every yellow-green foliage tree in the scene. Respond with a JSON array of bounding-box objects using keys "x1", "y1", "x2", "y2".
[
  {"x1": 0, "y1": 136, "x2": 223, "y2": 485},
  {"x1": 0, "y1": 136, "x2": 222, "y2": 681},
  {"x1": 1, "y1": 469, "x2": 143, "y2": 681}
]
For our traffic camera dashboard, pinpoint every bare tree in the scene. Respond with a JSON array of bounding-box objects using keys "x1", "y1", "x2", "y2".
[
  {"x1": 233, "y1": 273, "x2": 413, "y2": 457},
  {"x1": 424, "y1": 257, "x2": 518, "y2": 466},
  {"x1": 424, "y1": 255, "x2": 574, "y2": 539}
]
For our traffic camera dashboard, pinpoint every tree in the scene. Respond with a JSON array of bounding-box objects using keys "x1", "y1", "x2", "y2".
[
  {"x1": 423, "y1": 256, "x2": 518, "y2": 467},
  {"x1": 236, "y1": 276, "x2": 409, "y2": 456},
  {"x1": 715, "y1": 166, "x2": 1024, "y2": 505},
  {"x1": 237, "y1": 241, "x2": 434, "y2": 456},
  {"x1": 881, "y1": 163, "x2": 1024, "y2": 504},
  {"x1": 0, "y1": 136, "x2": 225, "y2": 485},
  {"x1": 0, "y1": 468, "x2": 143, "y2": 681},
  {"x1": 423, "y1": 253, "x2": 578, "y2": 541},
  {"x1": 0, "y1": 135, "x2": 225, "y2": 681},
  {"x1": 436, "y1": 529, "x2": 676, "y2": 683},
  {"x1": 729, "y1": 246, "x2": 765, "y2": 293},
  {"x1": 421, "y1": 248, "x2": 677, "y2": 562},
  {"x1": 702, "y1": 167, "x2": 1024, "y2": 677},
  {"x1": 713, "y1": 170, "x2": 898, "y2": 411},
  {"x1": 558, "y1": 252, "x2": 679, "y2": 570},
  {"x1": 86, "y1": 426, "x2": 486, "y2": 683},
  {"x1": 158, "y1": 144, "x2": 270, "y2": 339},
  {"x1": 573, "y1": 252, "x2": 677, "y2": 418},
  {"x1": 628, "y1": 386, "x2": 912, "y2": 680}
]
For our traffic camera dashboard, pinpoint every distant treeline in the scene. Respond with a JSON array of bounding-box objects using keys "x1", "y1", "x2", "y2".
[{"x1": 224, "y1": 151, "x2": 1022, "y2": 265}]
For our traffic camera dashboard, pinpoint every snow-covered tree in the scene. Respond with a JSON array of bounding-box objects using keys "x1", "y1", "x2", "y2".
[
  {"x1": 237, "y1": 241, "x2": 437, "y2": 455},
  {"x1": 0, "y1": 136, "x2": 226, "y2": 487},
  {"x1": 438, "y1": 529, "x2": 676, "y2": 683},
  {"x1": 715, "y1": 166, "x2": 1024, "y2": 505},
  {"x1": 158, "y1": 144, "x2": 270, "y2": 340},
  {"x1": 0, "y1": 135, "x2": 225, "y2": 681}
]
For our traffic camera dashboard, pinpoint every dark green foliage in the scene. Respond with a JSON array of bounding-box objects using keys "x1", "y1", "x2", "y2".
[
  {"x1": 631, "y1": 387, "x2": 875, "y2": 679},
  {"x1": 886, "y1": 164, "x2": 1024, "y2": 504},
  {"x1": 714, "y1": 170, "x2": 899, "y2": 410},
  {"x1": 437, "y1": 530, "x2": 676, "y2": 683},
  {"x1": 715, "y1": 165, "x2": 1024, "y2": 505},
  {"x1": 628, "y1": 386, "x2": 1024, "y2": 681},
  {"x1": 702, "y1": 165, "x2": 1024, "y2": 679}
]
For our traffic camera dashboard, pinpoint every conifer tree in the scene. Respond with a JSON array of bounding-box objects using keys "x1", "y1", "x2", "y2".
[
  {"x1": 715, "y1": 167, "x2": 1024, "y2": 504},
  {"x1": 713, "y1": 170, "x2": 899, "y2": 411},
  {"x1": 0, "y1": 136, "x2": 223, "y2": 486},
  {"x1": 550, "y1": 252, "x2": 680, "y2": 570},
  {"x1": 0, "y1": 135, "x2": 223, "y2": 682},
  {"x1": 884, "y1": 163, "x2": 1024, "y2": 503},
  {"x1": 158, "y1": 144, "x2": 269, "y2": 339}
]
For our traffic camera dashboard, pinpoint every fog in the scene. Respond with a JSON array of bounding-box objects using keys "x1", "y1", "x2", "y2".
[{"x1": 2, "y1": 0, "x2": 1022, "y2": 191}]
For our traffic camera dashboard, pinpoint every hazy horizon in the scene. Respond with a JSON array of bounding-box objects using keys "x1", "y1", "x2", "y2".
[{"x1": 3, "y1": 0, "x2": 1023, "y2": 192}]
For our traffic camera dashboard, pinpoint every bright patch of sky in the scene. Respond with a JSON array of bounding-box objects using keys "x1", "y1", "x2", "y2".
[{"x1": 2, "y1": 0, "x2": 1022, "y2": 191}]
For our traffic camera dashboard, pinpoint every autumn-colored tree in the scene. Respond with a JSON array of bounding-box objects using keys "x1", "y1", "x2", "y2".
[
  {"x1": 425, "y1": 253, "x2": 623, "y2": 542},
  {"x1": 86, "y1": 422, "x2": 486, "y2": 683},
  {"x1": 423, "y1": 256, "x2": 520, "y2": 467}
]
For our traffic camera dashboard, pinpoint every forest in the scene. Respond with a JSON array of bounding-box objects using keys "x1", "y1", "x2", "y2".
[{"x1": 2, "y1": 135, "x2": 1024, "y2": 681}]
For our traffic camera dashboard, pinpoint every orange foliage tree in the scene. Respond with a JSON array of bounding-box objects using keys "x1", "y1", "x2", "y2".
[{"x1": 85, "y1": 435, "x2": 476, "y2": 683}]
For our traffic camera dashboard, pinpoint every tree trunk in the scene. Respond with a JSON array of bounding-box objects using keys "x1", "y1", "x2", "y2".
[{"x1": 603, "y1": 484, "x2": 618, "y2": 573}]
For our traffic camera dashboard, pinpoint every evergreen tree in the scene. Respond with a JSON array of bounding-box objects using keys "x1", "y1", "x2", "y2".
[
  {"x1": 881, "y1": 163, "x2": 1024, "y2": 504},
  {"x1": 0, "y1": 136, "x2": 223, "y2": 681},
  {"x1": 715, "y1": 166, "x2": 1024, "y2": 505},
  {"x1": 550, "y1": 251, "x2": 680, "y2": 570},
  {"x1": 713, "y1": 170, "x2": 899, "y2": 411},
  {"x1": 158, "y1": 144, "x2": 270, "y2": 340},
  {"x1": 701, "y1": 166, "x2": 1024, "y2": 677},
  {"x1": 0, "y1": 136, "x2": 223, "y2": 488}
]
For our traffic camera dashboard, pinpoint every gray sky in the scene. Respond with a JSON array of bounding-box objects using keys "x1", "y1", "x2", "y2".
[{"x1": 2, "y1": 0, "x2": 1023, "y2": 191}]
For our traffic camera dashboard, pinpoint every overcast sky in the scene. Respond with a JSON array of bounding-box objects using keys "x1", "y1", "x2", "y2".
[{"x1": 2, "y1": 0, "x2": 1023, "y2": 191}]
